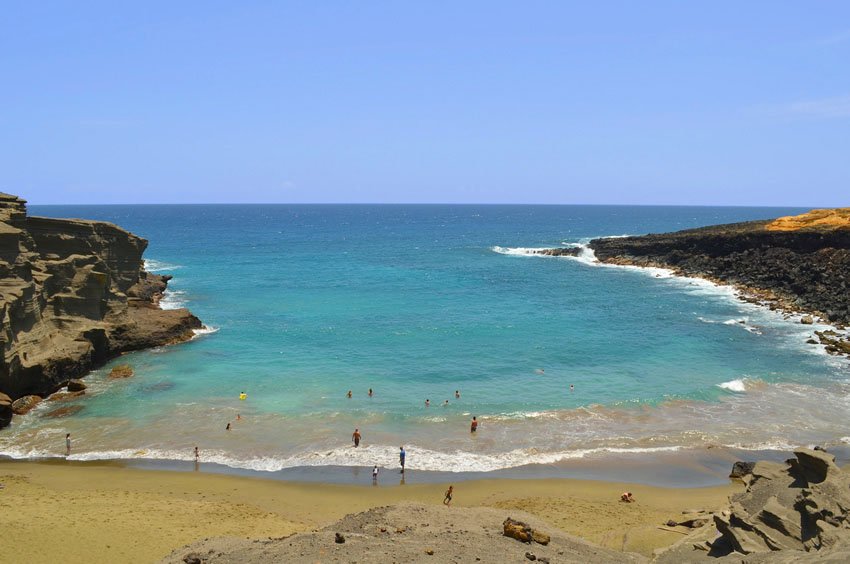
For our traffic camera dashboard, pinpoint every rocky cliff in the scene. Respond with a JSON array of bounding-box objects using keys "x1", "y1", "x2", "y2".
[
  {"x1": 587, "y1": 210, "x2": 850, "y2": 325},
  {"x1": 655, "y1": 449, "x2": 850, "y2": 562},
  {"x1": 0, "y1": 193, "x2": 200, "y2": 428}
]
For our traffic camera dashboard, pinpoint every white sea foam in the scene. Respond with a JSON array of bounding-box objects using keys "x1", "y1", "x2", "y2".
[
  {"x1": 192, "y1": 325, "x2": 220, "y2": 338},
  {"x1": 144, "y1": 259, "x2": 182, "y2": 272},
  {"x1": 159, "y1": 289, "x2": 187, "y2": 310},
  {"x1": 490, "y1": 245, "x2": 577, "y2": 257},
  {"x1": 718, "y1": 379, "x2": 748, "y2": 392},
  {"x1": 8, "y1": 444, "x2": 685, "y2": 473}
]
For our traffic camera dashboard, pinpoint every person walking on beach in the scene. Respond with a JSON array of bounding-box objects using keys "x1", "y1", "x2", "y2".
[
  {"x1": 470, "y1": 416, "x2": 478, "y2": 433},
  {"x1": 65, "y1": 433, "x2": 71, "y2": 456},
  {"x1": 399, "y1": 446, "x2": 406, "y2": 473},
  {"x1": 352, "y1": 428, "x2": 361, "y2": 447},
  {"x1": 443, "y1": 485, "x2": 454, "y2": 506}
]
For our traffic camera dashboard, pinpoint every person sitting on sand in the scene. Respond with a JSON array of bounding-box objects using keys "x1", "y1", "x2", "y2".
[
  {"x1": 620, "y1": 491, "x2": 634, "y2": 503},
  {"x1": 443, "y1": 485, "x2": 453, "y2": 506},
  {"x1": 352, "y1": 428, "x2": 361, "y2": 447}
]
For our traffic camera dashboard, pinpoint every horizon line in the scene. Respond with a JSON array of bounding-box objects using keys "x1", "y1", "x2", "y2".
[{"x1": 23, "y1": 201, "x2": 833, "y2": 209}]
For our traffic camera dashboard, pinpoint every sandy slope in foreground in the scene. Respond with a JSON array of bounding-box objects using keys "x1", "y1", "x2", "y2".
[{"x1": 0, "y1": 460, "x2": 739, "y2": 563}]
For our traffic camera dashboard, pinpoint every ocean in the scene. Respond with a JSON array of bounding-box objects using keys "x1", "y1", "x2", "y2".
[{"x1": 3, "y1": 204, "x2": 849, "y2": 480}]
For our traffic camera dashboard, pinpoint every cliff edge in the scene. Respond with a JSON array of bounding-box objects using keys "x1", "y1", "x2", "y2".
[{"x1": 0, "y1": 193, "x2": 201, "y2": 428}]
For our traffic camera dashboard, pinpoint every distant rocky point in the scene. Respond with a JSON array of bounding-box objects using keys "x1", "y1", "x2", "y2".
[{"x1": 0, "y1": 193, "x2": 201, "y2": 428}]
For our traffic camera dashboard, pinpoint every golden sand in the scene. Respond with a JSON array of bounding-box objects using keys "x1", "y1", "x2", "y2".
[
  {"x1": 766, "y1": 207, "x2": 850, "y2": 231},
  {"x1": 0, "y1": 461, "x2": 739, "y2": 562}
]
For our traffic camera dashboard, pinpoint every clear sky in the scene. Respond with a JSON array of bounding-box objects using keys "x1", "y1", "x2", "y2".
[{"x1": 2, "y1": 1, "x2": 848, "y2": 205}]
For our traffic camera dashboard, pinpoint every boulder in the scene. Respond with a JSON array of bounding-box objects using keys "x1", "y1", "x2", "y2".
[
  {"x1": 801, "y1": 315, "x2": 814, "y2": 325},
  {"x1": 66, "y1": 379, "x2": 87, "y2": 392},
  {"x1": 503, "y1": 518, "x2": 550, "y2": 545},
  {"x1": 109, "y1": 365, "x2": 134, "y2": 379},
  {"x1": 47, "y1": 391, "x2": 85, "y2": 402},
  {"x1": 730, "y1": 461, "x2": 756, "y2": 479},
  {"x1": 792, "y1": 448, "x2": 838, "y2": 484},
  {"x1": 44, "y1": 405, "x2": 84, "y2": 418},
  {"x1": 11, "y1": 394, "x2": 42, "y2": 415},
  {"x1": 0, "y1": 392, "x2": 11, "y2": 427}
]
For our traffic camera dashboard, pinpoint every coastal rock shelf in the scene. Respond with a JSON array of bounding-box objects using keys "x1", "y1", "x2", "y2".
[
  {"x1": 0, "y1": 193, "x2": 201, "y2": 428},
  {"x1": 587, "y1": 210, "x2": 850, "y2": 326}
]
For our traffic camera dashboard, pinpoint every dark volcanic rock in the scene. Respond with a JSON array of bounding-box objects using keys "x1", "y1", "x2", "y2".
[
  {"x1": 588, "y1": 217, "x2": 850, "y2": 326},
  {"x1": 0, "y1": 193, "x2": 202, "y2": 428},
  {"x1": 66, "y1": 379, "x2": 87, "y2": 392},
  {"x1": 532, "y1": 247, "x2": 581, "y2": 257},
  {"x1": 0, "y1": 392, "x2": 11, "y2": 427},
  {"x1": 729, "y1": 461, "x2": 756, "y2": 479}
]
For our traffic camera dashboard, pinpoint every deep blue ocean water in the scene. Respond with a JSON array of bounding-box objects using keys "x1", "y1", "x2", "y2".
[{"x1": 3, "y1": 205, "x2": 849, "y2": 473}]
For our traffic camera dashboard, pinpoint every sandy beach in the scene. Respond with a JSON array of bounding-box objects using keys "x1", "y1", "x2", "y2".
[{"x1": 0, "y1": 459, "x2": 740, "y2": 562}]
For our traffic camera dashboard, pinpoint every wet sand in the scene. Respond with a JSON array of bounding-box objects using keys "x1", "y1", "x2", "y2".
[{"x1": 0, "y1": 459, "x2": 740, "y2": 562}]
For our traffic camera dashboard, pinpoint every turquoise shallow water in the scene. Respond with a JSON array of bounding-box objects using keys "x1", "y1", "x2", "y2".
[{"x1": 3, "y1": 205, "x2": 850, "y2": 473}]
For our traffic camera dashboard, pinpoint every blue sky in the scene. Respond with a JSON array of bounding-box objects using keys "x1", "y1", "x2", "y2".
[{"x1": 1, "y1": 1, "x2": 848, "y2": 205}]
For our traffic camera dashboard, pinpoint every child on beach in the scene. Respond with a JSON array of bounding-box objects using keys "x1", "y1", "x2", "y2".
[
  {"x1": 443, "y1": 485, "x2": 453, "y2": 505},
  {"x1": 620, "y1": 491, "x2": 635, "y2": 502}
]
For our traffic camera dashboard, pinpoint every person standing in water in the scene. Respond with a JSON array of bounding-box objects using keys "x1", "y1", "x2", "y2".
[
  {"x1": 372, "y1": 465, "x2": 379, "y2": 483},
  {"x1": 65, "y1": 433, "x2": 71, "y2": 456},
  {"x1": 352, "y1": 428, "x2": 361, "y2": 447},
  {"x1": 455, "y1": 390, "x2": 460, "y2": 399},
  {"x1": 194, "y1": 446, "x2": 200, "y2": 461},
  {"x1": 470, "y1": 416, "x2": 478, "y2": 433},
  {"x1": 425, "y1": 399, "x2": 430, "y2": 407},
  {"x1": 368, "y1": 388, "x2": 373, "y2": 397},
  {"x1": 347, "y1": 390, "x2": 352, "y2": 398},
  {"x1": 399, "y1": 446, "x2": 406, "y2": 473}
]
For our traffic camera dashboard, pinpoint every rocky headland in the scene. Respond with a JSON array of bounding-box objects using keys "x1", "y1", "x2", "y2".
[
  {"x1": 537, "y1": 208, "x2": 850, "y2": 356},
  {"x1": 0, "y1": 193, "x2": 201, "y2": 428}
]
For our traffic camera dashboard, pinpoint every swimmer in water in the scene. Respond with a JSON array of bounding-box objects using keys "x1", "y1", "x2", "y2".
[
  {"x1": 425, "y1": 399, "x2": 430, "y2": 407},
  {"x1": 347, "y1": 390, "x2": 352, "y2": 398},
  {"x1": 368, "y1": 388, "x2": 373, "y2": 397},
  {"x1": 443, "y1": 399, "x2": 449, "y2": 406},
  {"x1": 570, "y1": 384, "x2": 574, "y2": 392},
  {"x1": 455, "y1": 390, "x2": 460, "y2": 399}
]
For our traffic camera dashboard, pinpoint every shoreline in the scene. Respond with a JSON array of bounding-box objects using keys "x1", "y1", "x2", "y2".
[
  {"x1": 4, "y1": 443, "x2": 848, "y2": 488},
  {"x1": 0, "y1": 457, "x2": 742, "y2": 562}
]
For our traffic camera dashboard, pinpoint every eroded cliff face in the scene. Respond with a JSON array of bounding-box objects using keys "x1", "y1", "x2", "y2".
[{"x1": 0, "y1": 193, "x2": 200, "y2": 426}]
